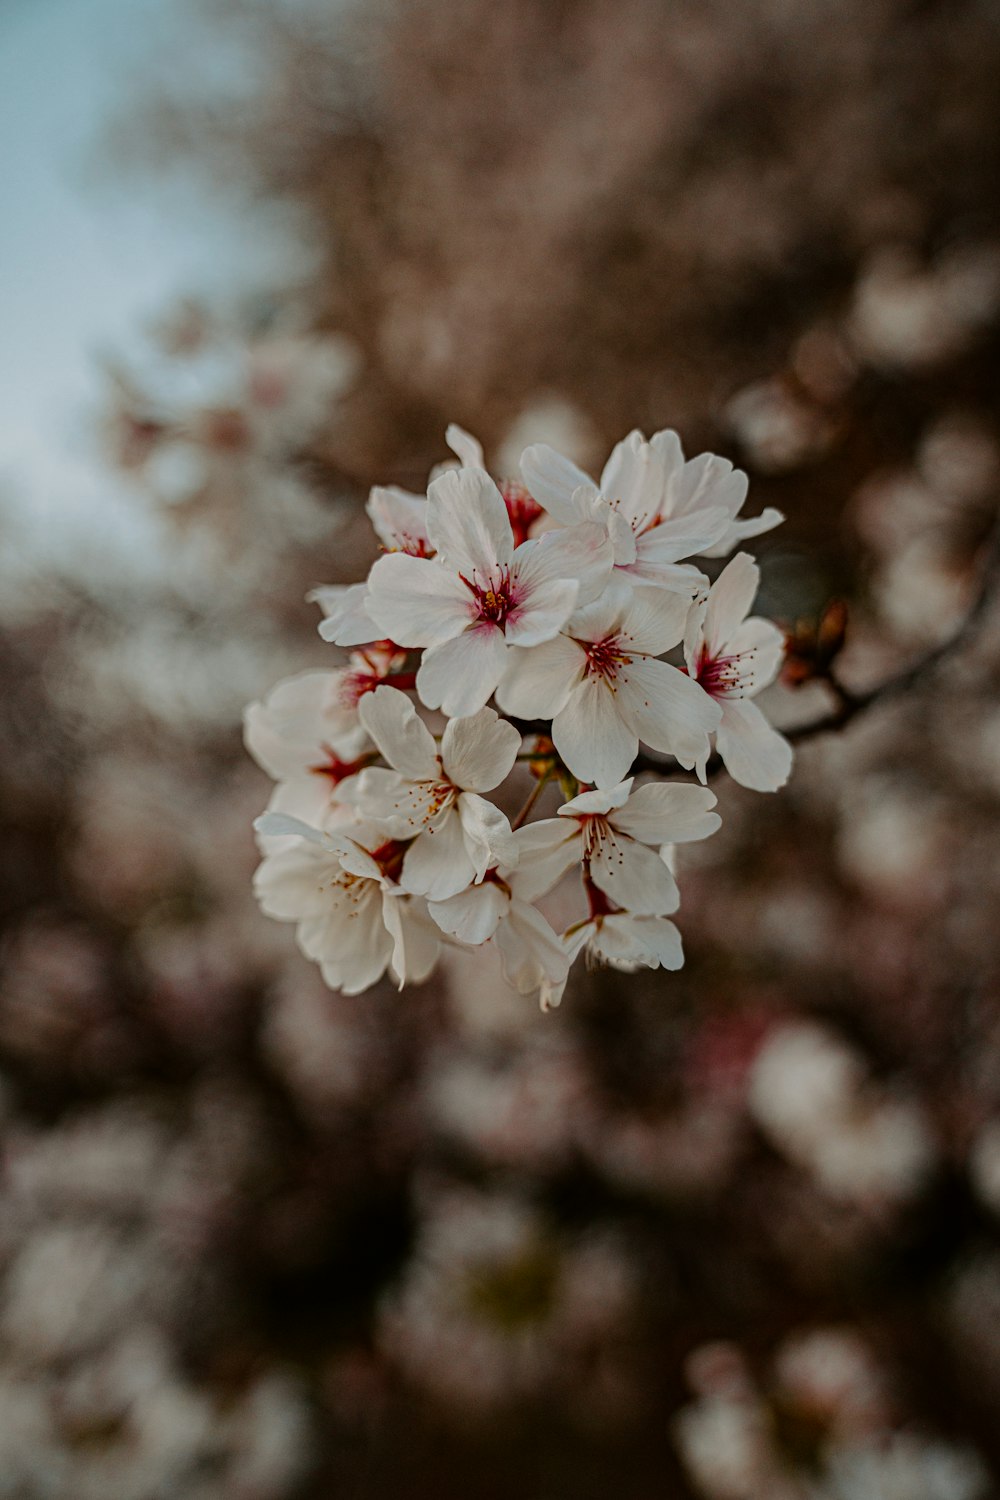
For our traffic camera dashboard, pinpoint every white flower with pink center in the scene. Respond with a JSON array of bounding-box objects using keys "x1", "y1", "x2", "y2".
[
  {"x1": 252, "y1": 814, "x2": 441, "y2": 993},
  {"x1": 364, "y1": 466, "x2": 613, "y2": 717},
  {"x1": 426, "y1": 844, "x2": 573, "y2": 1006},
  {"x1": 683, "y1": 552, "x2": 793, "y2": 791},
  {"x1": 497, "y1": 582, "x2": 721, "y2": 788},
  {"x1": 344, "y1": 685, "x2": 521, "y2": 901},
  {"x1": 514, "y1": 777, "x2": 720, "y2": 916},
  {"x1": 521, "y1": 427, "x2": 782, "y2": 592}
]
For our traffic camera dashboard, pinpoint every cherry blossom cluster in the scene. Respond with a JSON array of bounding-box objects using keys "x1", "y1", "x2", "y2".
[{"x1": 245, "y1": 426, "x2": 792, "y2": 1006}]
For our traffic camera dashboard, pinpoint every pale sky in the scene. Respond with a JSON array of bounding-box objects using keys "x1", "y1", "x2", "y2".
[{"x1": 0, "y1": 0, "x2": 305, "y2": 568}]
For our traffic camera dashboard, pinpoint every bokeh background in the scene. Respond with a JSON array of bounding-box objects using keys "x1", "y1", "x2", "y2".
[{"x1": 3, "y1": 1, "x2": 1000, "y2": 1495}]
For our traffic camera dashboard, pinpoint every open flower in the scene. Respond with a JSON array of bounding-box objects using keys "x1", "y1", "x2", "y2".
[
  {"x1": 345, "y1": 685, "x2": 521, "y2": 901},
  {"x1": 243, "y1": 669, "x2": 371, "y2": 829},
  {"x1": 497, "y1": 582, "x2": 721, "y2": 787},
  {"x1": 364, "y1": 466, "x2": 612, "y2": 717},
  {"x1": 427, "y1": 852, "x2": 573, "y2": 1006},
  {"x1": 253, "y1": 814, "x2": 441, "y2": 993},
  {"x1": 522, "y1": 428, "x2": 779, "y2": 591},
  {"x1": 515, "y1": 777, "x2": 720, "y2": 915},
  {"x1": 683, "y1": 552, "x2": 793, "y2": 790}
]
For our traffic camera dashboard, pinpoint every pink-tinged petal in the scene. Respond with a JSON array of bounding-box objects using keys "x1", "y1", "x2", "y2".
[
  {"x1": 590, "y1": 835, "x2": 681, "y2": 917},
  {"x1": 383, "y1": 894, "x2": 441, "y2": 987},
  {"x1": 559, "y1": 779, "x2": 633, "y2": 817},
  {"x1": 716, "y1": 698, "x2": 793, "y2": 792},
  {"x1": 495, "y1": 899, "x2": 571, "y2": 995},
  {"x1": 366, "y1": 485, "x2": 431, "y2": 555},
  {"x1": 565, "y1": 579, "x2": 633, "y2": 643},
  {"x1": 508, "y1": 819, "x2": 582, "y2": 901},
  {"x1": 504, "y1": 577, "x2": 579, "y2": 646},
  {"x1": 615, "y1": 657, "x2": 720, "y2": 769},
  {"x1": 441, "y1": 705, "x2": 521, "y2": 791},
  {"x1": 683, "y1": 598, "x2": 708, "y2": 677},
  {"x1": 416, "y1": 625, "x2": 509, "y2": 717},
  {"x1": 552, "y1": 676, "x2": 638, "y2": 789},
  {"x1": 512, "y1": 521, "x2": 613, "y2": 605},
  {"x1": 457, "y1": 793, "x2": 518, "y2": 880},
  {"x1": 358, "y1": 684, "x2": 439, "y2": 779},
  {"x1": 633, "y1": 506, "x2": 730, "y2": 563},
  {"x1": 619, "y1": 587, "x2": 691, "y2": 656},
  {"x1": 314, "y1": 583, "x2": 379, "y2": 646},
  {"x1": 425, "y1": 466, "x2": 514, "y2": 577},
  {"x1": 401, "y1": 809, "x2": 476, "y2": 901},
  {"x1": 366, "y1": 552, "x2": 472, "y2": 647},
  {"x1": 704, "y1": 552, "x2": 760, "y2": 655},
  {"x1": 445, "y1": 424, "x2": 485, "y2": 468},
  {"x1": 621, "y1": 555, "x2": 709, "y2": 596},
  {"x1": 428, "y1": 881, "x2": 510, "y2": 944},
  {"x1": 648, "y1": 428, "x2": 686, "y2": 491},
  {"x1": 700, "y1": 506, "x2": 784, "y2": 559},
  {"x1": 599, "y1": 429, "x2": 662, "y2": 528},
  {"x1": 727, "y1": 616, "x2": 786, "y2": 693},
  {"x1": 520, "y1": 444, "x2": 595, "y2": 525},
  {"x1": 495, "y1": 635, "x2": 582, "y2": 719},
  {"x1": 670, "y1": 452, "x2": 748, "y2": 522},
  {"x1": 595, "y1": 914, "x2": 685, "y2": 970},
  {"x1": 610, "y1": 782, "x2": 720, "y2": 845}
]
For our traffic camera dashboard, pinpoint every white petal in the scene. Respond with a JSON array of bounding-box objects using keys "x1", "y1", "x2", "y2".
[
  {"x1": 383, "y1": 894, "x2": 441, "y2": 987},
  {"x1": 716, "y1": 698, "x2": 793, "y2": 792},
  {"x1": 512, "y1": 521, "x2": 614, "y2": 607},
  {"x1": 552, "y1": 676, "x2": 638, "y2": 789},
  {"x1": 350, "y1": 766, "x2": 443, "y2": 839},
  {"x1": 495, "y1": 636, "x2": 582, "y2": 719},
  {"x1": 615, "y1": 657, "x2": 720, "y2": 768},
  {"x1": 632, "y1": 506, "x2": 730, "y2": 563},
  {"x1": 445, "y1": 423, "x2": 485, "y2": 469},
  {"x1": 727, "y1": 616, "x2": 786, "y2": 693},
  {"x1": 244, "y1": 669, "x2": 361, "y2": 782},
  {"x1": 457, "y1": 792, "x2": 518, "y2": 880},
  {"x1": 565, "y1": 578, "x2": 633, "y2": 642},
  {"x1": 619, "y1": 587, "x2": 691, "y2": 655},
  {"x1": 648, "y1": 428, "x2": 686, "y2": 491},
  {"x1": 253, "y1": 843, "x2": 335, "y2": 921},
  {"x1": 610, "y1": 782, "x2": 720, "y2": 845},
  {"x1": 314, "y1": 583, "x2": 379, "y2": 647},
  {"x1": 504, "y1": 577, "x2": 580, "y2": 647},
  {"x1": 401, "y1": 809, "x2": 476, "y2": 901},
  {"x1": 559, "y1": 779, "x2": 633, "y2": 816},
  {"x1": 416, "y1": 626, "x2": 509, "y2": 717},
  {"x1": 428, "y1": 881, "x2": 510, "y2": 944},
  {"x1": 441, "y1": 705, "x2": 521, "y2": 791},
  {"x1": 520, "y1": 444, "x2": 595, "y2": 525},
  {"x1": 366, "y1": 552, "x2": 472, "y2": 647},
  {"x1": 670, "y1": 452, "x2": 748, "y2": 523},
  {"x1": 495, "y1": 898, "x2": 572, "y2": 994},
  {"x1": 704, "y1": 552, "x2": 759, "y2": 655},
  {"x1": 700, "y1": 506, "x2": 784, "y2": 559},
  {"x1": 425, "y1": 466, "x2": 514, "y2": 576},
  {"x1": 590, "y1": 834, "x2": 681, "y2": 916},
  {"x1": 366, "y1": 486, "x2": 431, "y2": 554},
  {"x1": 507, "y1": 818, "x2": 582, "y2": 901},
  {"x1": 358, "y1": 685, "x2": 439, "y2": 778},
  {"x1": 593, "y1": 914, "x2": 684, "y2": 971}
]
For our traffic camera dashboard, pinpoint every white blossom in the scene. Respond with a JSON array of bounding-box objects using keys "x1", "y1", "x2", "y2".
[
  {"x1": 345, "y1": 685, "x2": 520, "y2": 900},
  {"x1": 683, "y1": 552, "x2": 793, "y2": 791},
  {"x1": 364, "y1": 465, "x2": 613, "y2": 716},
  {"x1": 498, "y1": 581, "x2": 721, "y2": 787}
]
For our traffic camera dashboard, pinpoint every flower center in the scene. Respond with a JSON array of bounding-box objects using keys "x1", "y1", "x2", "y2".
[
  {"x1": 310, "y1": 746, "x2": 367, "y2": 785},
  {"x1": 463, "y1": 567, "x2": 514, "y2": 627},
  {"x1": 696, "y1": 648, "x2": 748, "y2": 699},
  {"x1": 369, "y1": 839, "x2": 408, "y2": 883},
  {"x1": 583, "y1": 634, "x2": 632, "y2": 681},
  {"x1": 499, "y1": 481, "x2": 544, "y2": 547}
]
